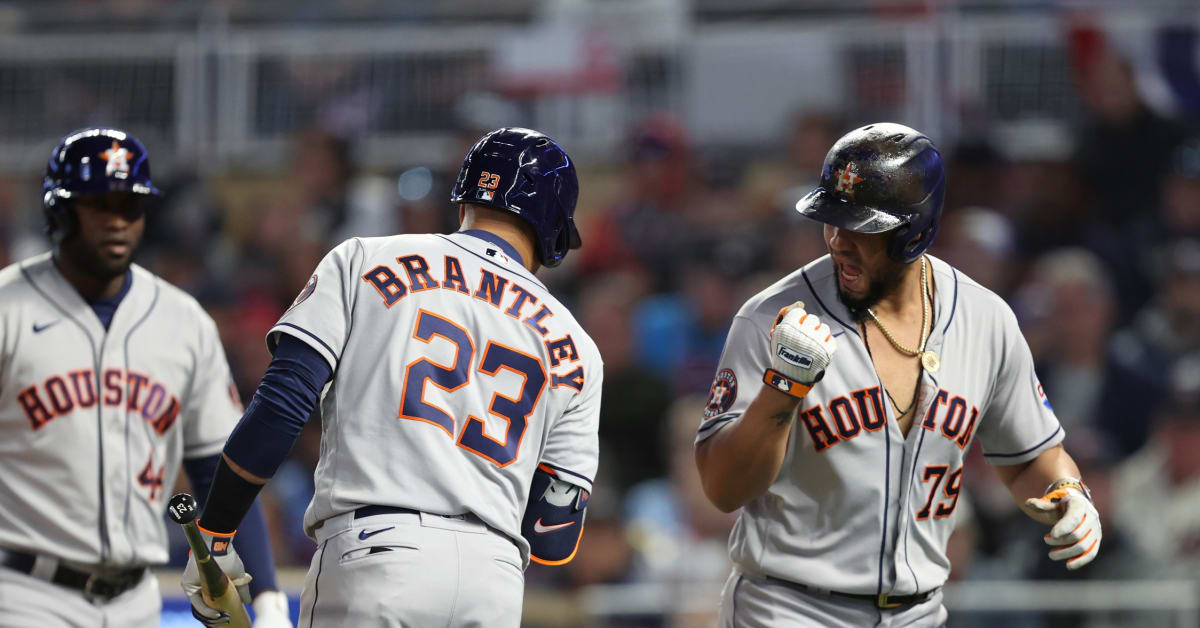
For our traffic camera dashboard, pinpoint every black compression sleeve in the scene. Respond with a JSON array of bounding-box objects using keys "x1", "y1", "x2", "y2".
[{"x1": 196, "y1": 456, "x2": 264, "y2": 534}]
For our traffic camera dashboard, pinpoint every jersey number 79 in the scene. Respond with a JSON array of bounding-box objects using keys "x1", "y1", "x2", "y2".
[{"x1": 398, "y1": 309, "x2": 546, "y2": 467}]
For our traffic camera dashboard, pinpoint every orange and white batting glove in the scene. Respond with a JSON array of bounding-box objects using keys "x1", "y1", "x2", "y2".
[
  {"x1": 764, "y1": 301, "x2": 838, "y2": 399},
  {"x1": 1024, "y1": 479, "x2": 1102, "y2": 571},
  {"x1": 181, "y1": 527, "x2": 253, "y2": 625}
]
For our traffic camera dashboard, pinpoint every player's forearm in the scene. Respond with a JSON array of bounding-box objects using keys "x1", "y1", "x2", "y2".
[
  {"x1": 696, "y1": 388, "x2": 800, "y2": 513},
  {"x1": 995, "y1": 444, "x2": 1081, "y2": 519}
]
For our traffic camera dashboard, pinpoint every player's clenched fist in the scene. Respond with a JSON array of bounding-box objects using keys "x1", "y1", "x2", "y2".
[
  {"x1": 763, "y1": 301, "x2": 837, "y2": 399},
  {"x1": 1024, "y1": 480, "x2": 1102, "y2": 570}
]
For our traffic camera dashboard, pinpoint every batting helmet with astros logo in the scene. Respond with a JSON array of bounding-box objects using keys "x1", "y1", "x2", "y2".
[
  {"x1": 450, "y1": 127, "x2": 581, "y2": 268},
  {"x1": 795, "y1": 122, "x2": 945, "y2": 263},
  {"x1": 42, "y1": 127, "x2": 160, "y2": 242}
]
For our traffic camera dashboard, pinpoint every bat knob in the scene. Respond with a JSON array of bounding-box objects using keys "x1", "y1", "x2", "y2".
[{"x1": 167, "y1": 493, "x2": 198, "y2": 524}]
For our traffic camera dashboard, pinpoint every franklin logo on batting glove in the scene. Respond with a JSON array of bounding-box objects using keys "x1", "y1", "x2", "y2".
[{"x1": 777, "y1": 345, "x2": 814, "y2": 369}]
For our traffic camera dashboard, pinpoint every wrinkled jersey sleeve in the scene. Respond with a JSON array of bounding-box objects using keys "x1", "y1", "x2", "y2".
[
  {"x1": 539, "y1": 359, "x2": 602, "y2": 493},
  {"x1": 266, "y1": 238, "x2": 362, "y2": 370},
  {"x1": 182, "y1": 309, "x2": 243, "y2": 458},
  {"x1": 977, "y1": 306, "x2": 1064, "y2": 465},
  {"x1": 696, "y1": 314, "x2": 771, "y2": 444}
]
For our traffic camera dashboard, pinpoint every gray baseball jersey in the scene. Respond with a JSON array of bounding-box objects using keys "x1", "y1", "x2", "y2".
[
  {"x1": 698, "y1": 254, "x2": 1062, "y2": 596},
  {"x1": 0, "y1": 252, "x2": 242, "y2": 566},
  {"x1": 269, "y1": 232, "x2": 601, "y2": 565}
]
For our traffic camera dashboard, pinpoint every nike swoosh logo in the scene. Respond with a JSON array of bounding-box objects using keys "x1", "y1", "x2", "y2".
[
  {"x1": 358, "y1": 526, "x2": 394, "y2": 540},
  {"x1": 33, "y1": 320, "x2": 60, "y2": 333},
  {"x1": 533, "y1": 519, "x2": 575, "y2": 534}
]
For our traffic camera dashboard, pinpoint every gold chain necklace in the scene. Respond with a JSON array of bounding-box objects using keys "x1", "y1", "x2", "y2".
[{"x1": 866, "y1": 257, "x2": 940, "y2": 372}]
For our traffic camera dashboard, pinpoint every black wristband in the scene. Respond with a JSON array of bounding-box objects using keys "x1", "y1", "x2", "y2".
[{"x1": 197, "y1": 457, "x2": 265, "y2": 534}]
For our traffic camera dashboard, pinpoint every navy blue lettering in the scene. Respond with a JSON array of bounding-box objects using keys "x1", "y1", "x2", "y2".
[
  {"x1": 398, "y1": 255, "x2": 438, "y2": 292},
  {"x1": 551, "y1": 366, "x2": 585, "y2": 392},
  {"x1": 545, "y1": 335, "x2": 580, "y2": 368},
  {"x1": 505, "y1": 284, "x2": 538, "y2": 319},
  {"x1": 70, "y1": 370, "x2": 96, "y2": 408},
  {"x1": 126, "y1": 372, "x2": 149, "y2": 411},
  {"x1": 523, "y1": 305, "x2": 553, "y2": 336},
  {"x1": 45, "y1": 376, "x2": 74, "y2": 415},
  {"x1": 442, "y1": 256, "x2": 470, "y2": 294},
  {"x1": 853, "y1": 387, "x2": 887, "y2": 431},
  {"x1": 362, "y1": 265, "x2": 407, "y2": 307},
  {"x1": 474, "y1": 270, "x2": 509, "y2": 308},
  {"x1": 828, "y1": 396, "x2": 861, "y2": 440},
  {"x1": 799, "y1": 405, "x2": 839, "y2": 452},
  {"x1": 18, "y1": 387, "x2": 53, "y2": 430},
  {"x1": 941, "y1": 396, "x2": 967, "y2": 439}
]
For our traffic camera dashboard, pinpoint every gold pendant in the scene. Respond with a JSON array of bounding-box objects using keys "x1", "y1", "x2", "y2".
[{"x1": 921, "y1": 351, "x2": 941, "y2": 373}]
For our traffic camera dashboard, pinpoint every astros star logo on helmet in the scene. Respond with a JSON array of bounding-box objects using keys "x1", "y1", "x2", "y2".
[
  {"x1": 99, "y1": 141, "x2": 133, "y2": 179},
  {"x1": 834, "y1": 163, "x2": 863, "y2": 197}
]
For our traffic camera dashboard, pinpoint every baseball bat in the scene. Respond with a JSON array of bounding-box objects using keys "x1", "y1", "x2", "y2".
[{"x1": 167, "y1": 493, "x2": 252, "y2": 628}]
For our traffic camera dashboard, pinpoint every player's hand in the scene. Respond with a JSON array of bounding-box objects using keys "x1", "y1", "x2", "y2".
[
  {"x1": 1024, "y1": 484, "x2": 1102, "y2": 570},
  {"x1": 182, "y1": 529, "x2": 253, "y2": 625},
  {"x1": 251, "y1": 590, "x2": 292, "y2": 627},
  {"x1": 768, "y1": 301, "x2": 837, "y2": 386}
]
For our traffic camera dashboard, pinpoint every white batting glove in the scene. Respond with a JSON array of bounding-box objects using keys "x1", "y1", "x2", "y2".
[
  {"x1": 182, "y1": 528, "x2": 253, "y2": 625},
  {"x1": 251, "y1": 590, "x2": 292, "y2": 627},
  {"x1": 763, "y1": 301, "x2": 837, "y2": 398},
  {"x1": 1024, "y1": 480, "x2": 1102, "y2": 571}
]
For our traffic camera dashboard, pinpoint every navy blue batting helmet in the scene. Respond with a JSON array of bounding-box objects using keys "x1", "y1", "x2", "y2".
[
  {"x1": 42, "y1": 127, "x2": 160, "y2": 240},
  {"x1": 796, "y1": 122, "x2": 945, "y2": 263},
  {"x1": 450, "y1": 127, "x2": 580, "y2": 268}
]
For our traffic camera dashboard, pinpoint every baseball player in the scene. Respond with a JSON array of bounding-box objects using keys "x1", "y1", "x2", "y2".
[
  {"x1": 186, "y1": 127, "x2": 601, "y2": 627},
  {"x1": 0, "y1": 127, "x2": 290, "y2": 627},
  {"x1": 695, "y1": 123, "x2": 1102, "y2": 627}
]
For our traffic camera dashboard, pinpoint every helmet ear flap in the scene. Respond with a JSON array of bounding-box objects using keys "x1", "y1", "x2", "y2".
[
  {"x1": 888, "y1": 222, "x2": 934, "y2": 264},
  {"x1": 43, "y1": 201, "x2": 77, "y2": 244},
  {"x1": 541, "y1": 224, "x2": 571, "y2": 268}
]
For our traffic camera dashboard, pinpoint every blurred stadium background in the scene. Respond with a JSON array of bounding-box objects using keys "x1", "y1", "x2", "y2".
[{"x1": 2, "y1": 0, "x2": 1200, "y2": 626}]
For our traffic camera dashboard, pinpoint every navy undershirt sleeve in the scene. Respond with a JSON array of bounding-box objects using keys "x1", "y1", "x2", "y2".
[
  {"x1": 223, "y1": 334, "x2": 332, "y2": 478},
  {"x1": 184, "y1": 454, "x2": 278, "y2": 596},
  {"x1": 199, "y1": 334, "x2": 331, "y2": 534}
]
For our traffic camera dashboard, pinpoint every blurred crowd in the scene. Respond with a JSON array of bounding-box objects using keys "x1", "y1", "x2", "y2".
[{"x1": 1, "y1": 16, "x2": 1200, "y2": 628}]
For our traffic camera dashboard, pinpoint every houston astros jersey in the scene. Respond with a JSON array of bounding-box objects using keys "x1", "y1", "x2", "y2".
[
  {"x1": 697, "y1": 254, "x2": 1062, "y2": 596},
  {"x1": 269, "y1": 231, "x2": 602, "y2": 564},
  {"x1": 0, "y1": 252, "x2": 242, "y2": 567}
]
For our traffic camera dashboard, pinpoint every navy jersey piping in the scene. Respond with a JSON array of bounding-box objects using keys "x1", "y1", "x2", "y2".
[
  {"x1": 983, "y1": 425, "x2": 1063, "y2": 458},
  {"x1": 276, "y1": 322, "x2": 339, "y2": 365},
  {"x1": 877, "y1": 418, "x2": 891, "y2": 595},
  {"x1": 801, "y1": 268, "x2": 858, "y2": 336},
  {"x1": 121, "y1": 278, "x2": 160, "y2": 554},
  {"x1": 459, "y1": 229, "x2": 525, "y2": 268},
  {"x1": 541, "y1": 462, "x2": 593, "y2": 487},
  {"x1": 435, "y1": 234, "x2": 545, "y2": 291},
  {"x1": 20, "y1": 263, "x2": 113, "y2": 560},
  {"x1": 308, "y1": 539, "x2": 327, "y2": 627},
  {"x1": 901, "y1": 425, "x2": 930, "y2": 593},
  {"x1": 942, "y1": 268, "x2": 959, "y2": 335},
  {"x1": 699, "y1": 413, "x2": 740, "y2": 435}
]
